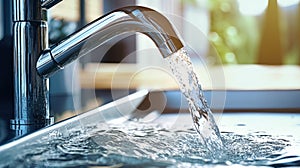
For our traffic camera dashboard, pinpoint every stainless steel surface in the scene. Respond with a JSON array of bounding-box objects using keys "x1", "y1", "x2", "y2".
[
  {"x1": 37, "y1": 6, "x2": 183, "y2": 77},
  {"x1": 12, "y1": 1, "x2": 183, "y2": 136},
  {"x1": 12, "y1": 0, "x2": 53, "y2": 136},
  {"x1": 0, "y1": 90, "x2": 148, "y2": 158}
]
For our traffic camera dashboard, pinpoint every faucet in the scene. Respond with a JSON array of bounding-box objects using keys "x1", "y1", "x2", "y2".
[{"x1": 12, "y1": 0, "x2": 183, "y2": 136}]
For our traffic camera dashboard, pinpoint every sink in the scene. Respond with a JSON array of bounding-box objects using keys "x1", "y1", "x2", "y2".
[{"x1": 0, "y1": 90, "x2": 300, "y2": 167}]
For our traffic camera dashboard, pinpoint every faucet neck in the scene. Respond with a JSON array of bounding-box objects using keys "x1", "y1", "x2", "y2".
[{"x1": 37, "y1": 6, "x2": 183, "y2": 77}]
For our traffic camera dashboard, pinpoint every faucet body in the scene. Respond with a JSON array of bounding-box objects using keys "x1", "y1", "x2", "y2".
[
  {"x1": 12, "y1": 0, "x2": 52, "y2": 135},
  {"x1": 12, "y1": 0, "x2": 183, "y2": 135},
  {"x1": 37, "y1": 6, "x2": 183, "y2": 77}
]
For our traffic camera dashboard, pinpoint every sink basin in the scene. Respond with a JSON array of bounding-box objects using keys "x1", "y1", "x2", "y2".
[{"x1": 0, "y1": 90, "x2": 300, "y2": 167}]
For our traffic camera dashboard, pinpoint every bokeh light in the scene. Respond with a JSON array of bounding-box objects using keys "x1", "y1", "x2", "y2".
[
  {"x1": 237, "y1": 0, "x2": 268, "y2": 16},
  {"x1": 277, "y1": 0, "x2": 300, "y2": 7}
]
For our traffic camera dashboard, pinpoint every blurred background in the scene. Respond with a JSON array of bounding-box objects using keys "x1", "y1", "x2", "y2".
[
  {"x1": 45, "y1": 0, "x2": 300, "y2": 64},
  {"x1": 1, "y1": 0, "x2": 300, "y2": 123}
]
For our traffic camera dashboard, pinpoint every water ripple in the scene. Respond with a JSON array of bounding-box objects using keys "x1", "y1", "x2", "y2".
[{"x1": 1, "y1": 120, "x2": 297, "y2": 167}]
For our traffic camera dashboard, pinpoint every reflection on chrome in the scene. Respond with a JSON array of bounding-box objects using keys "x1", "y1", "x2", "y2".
[{"x1": 12, "y1": 0, "x2": 183, "y2": 135}]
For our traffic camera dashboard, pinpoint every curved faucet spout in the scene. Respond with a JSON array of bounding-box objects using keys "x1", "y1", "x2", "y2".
[{"x1": 37, "y1": 6, "x2": 184, "y2": 78}]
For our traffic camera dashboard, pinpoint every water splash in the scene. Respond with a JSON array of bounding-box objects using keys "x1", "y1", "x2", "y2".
[
  {"x1": 165, "y1": 48, "x2": 223, "y2": 154},
  {"x1": 1, "y1": 120, "x2": 292, "y2": 167}
]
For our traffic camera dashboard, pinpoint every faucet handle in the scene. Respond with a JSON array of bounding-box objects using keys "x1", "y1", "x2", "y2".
[{"x1": 41, "y1": 0, "x2": 63, "y2": 9}]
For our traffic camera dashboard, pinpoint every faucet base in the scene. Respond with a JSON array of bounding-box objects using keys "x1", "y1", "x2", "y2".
[
  {"x1": 10, "y1": 117, "x2": 54, "y2": 136},
  {"x1": 10, "y1": 117, "x2": 54, "y2": 125}
]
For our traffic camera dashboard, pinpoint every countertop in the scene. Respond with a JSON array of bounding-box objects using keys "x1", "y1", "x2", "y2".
[{"x1": 80, "y1": 64, "x2": 300, "y2": 90}]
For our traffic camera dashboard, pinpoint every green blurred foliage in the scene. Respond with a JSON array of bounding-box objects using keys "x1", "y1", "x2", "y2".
[{"x1": 207, "y1": 0, "x2": 259, "y2": 64}]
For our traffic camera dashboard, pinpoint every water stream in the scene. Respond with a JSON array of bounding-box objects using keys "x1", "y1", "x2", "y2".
[{"x1": 165, "y1": 48, "x2": 224, "y2": 155}]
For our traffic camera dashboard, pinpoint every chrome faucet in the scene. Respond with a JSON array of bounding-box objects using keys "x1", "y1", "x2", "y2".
[{"x1": 12, "y1": 0, "x2": 183, "y2": 135}]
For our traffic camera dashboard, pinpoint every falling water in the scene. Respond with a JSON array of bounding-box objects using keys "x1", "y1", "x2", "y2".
[{"x1": 165, "y1": 48, "x2": 224, "y2": 154}]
